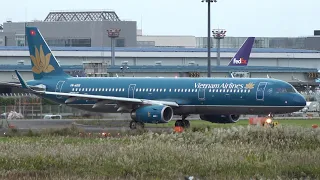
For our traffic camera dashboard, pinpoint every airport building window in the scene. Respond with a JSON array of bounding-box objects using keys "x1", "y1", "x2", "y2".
[
  {"x1": 15, "y1": 34, "x2": 26, "y2": 46},
  {"x1": 116, "y1": 38, "x2": 125, "y2": 47},
  {"x1": 46, "y1": 38, "x2": 91, "y2": 47}
]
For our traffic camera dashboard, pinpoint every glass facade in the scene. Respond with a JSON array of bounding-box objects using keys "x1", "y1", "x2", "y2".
[
  {"x1": 137, "y1": 41, "x2": 155, "y2": 47},
  {"x1": 46, "y1": 38, "x2": 91, "y2": 47},
  {"x1": 15, "y1": 34, "x2": 26, "y2": 46},
  {"x1": 116, "y1": 38, "x2": 125, "y2": 47},
  {"x1": 14, "y1": 35, "x2": 91, "y2": 47},
  {"x1": 196, "y1": 37, "x2": 309, "y2": 49}
]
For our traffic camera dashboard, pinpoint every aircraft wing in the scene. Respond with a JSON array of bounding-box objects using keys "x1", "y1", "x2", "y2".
[{"x1": 37, "y1": 91, "x2": 179, "y2": 108}]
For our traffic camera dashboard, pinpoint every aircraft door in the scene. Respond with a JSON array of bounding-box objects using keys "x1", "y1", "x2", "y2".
[
  {"x1": 128, "y1": 84, "x2": 136, "y2": 98},
  {"x1": 256, "y1": 82, "x2": 268, "y2": 101},
  {"x1": 55, "y1": 81, "x2": 65, "y2": 99},
  {"x1": 198, "y1": 88, "x2": 205, "y2": 101}
]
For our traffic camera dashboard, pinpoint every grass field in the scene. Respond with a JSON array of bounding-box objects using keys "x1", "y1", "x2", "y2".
[
  {"x1": 1, "y1": 123, "x2": 320, "y2": 179},
  {"x1": 75, "y1": 118, "x2": 320, "y2": 129}
]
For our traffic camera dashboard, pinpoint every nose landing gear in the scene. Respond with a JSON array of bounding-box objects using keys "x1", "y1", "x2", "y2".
[{"x1": 262, "y1": 113, "x2": 278, "y2": 128}]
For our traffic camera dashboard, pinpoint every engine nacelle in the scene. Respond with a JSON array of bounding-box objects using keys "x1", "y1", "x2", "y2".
[
  {"x1": 131, "y1": 105, "x2": 174, "y2": 124},
  {"x1": 200, "y1": 114, "x2": 240, "y2": 123}
]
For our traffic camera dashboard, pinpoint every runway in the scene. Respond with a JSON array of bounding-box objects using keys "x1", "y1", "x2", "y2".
[{"x1": 0, "y1": 119, "x2": 173, "y2": 134}]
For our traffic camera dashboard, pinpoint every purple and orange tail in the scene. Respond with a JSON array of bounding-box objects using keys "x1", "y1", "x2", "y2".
[{"x1": 228, "y1": 37, "x2": 255, "y2": 66}]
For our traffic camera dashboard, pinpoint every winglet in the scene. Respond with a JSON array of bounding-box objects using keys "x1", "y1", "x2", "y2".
[{"x1": 15, "y1": 70, "x2": 29, "y2": 90}]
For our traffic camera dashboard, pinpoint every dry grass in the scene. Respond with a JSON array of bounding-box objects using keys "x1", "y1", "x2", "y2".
[{"x1": 1, "y1": 125, "x2": 320, "y2": 179}]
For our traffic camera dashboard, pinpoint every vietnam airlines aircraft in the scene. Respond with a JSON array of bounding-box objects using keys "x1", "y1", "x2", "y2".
[{"x1": 7, "y1": 27, "x2": 306, "y2": 129}]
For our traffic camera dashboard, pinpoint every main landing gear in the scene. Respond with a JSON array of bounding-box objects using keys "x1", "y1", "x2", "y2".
[
  {"x1": 129, "y1": 121, "x2": 145, "y2": 130},
  {"x1": 174, "y1": 115, "x2": 190, "y2": 129}
]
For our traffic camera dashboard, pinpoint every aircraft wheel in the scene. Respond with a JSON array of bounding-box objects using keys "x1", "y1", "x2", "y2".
[
  {"x1": 183, "y1": 120, "x2": 190, "y2": 128},
  {"x1": 129, "y1": 121, "x2": 137, "y2": 129},
  {"x1": 175, "y1": 120, "x2": 183, "y2": 127},
  {"x1": 175, "y1": 120, "x2": 190, "y2": 128}
]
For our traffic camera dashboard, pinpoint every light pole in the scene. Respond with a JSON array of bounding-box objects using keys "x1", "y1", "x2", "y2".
[
  {"x1": 212, "y1": 29, "x2": 226, "y2": 66},
  {"x1": 201, "y1": 0, "x2": 217, "y2": 77},
  {"x1": 107, "y1": 28, "x2": 121, "y2": 66}
]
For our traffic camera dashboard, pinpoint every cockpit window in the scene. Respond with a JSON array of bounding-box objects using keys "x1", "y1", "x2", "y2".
[{"x1": 276, "y1": 86, "x2": 296, "y2": 93}]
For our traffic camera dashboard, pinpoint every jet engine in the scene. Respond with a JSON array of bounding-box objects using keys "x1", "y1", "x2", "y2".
[
  {"x1": 199, "y1": 114, "x2": 240, "y2": 123},
  {"x1": 131, "y1": 105, "x2": 174, "y2": 124}
]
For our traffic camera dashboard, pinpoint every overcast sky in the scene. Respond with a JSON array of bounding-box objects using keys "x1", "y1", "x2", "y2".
[{"x1": 1, "y1": 0, "x2": 318, "y2": 37}]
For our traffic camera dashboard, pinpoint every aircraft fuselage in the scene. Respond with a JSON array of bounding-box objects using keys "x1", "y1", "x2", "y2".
[{"x1": 27, "y1": 77, "x2": 306, "y2": 115}]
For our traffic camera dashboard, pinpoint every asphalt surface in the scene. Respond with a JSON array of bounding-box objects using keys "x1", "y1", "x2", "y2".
[{"x1": 0, "y1": 119, "x2": 173, "y2": 133}]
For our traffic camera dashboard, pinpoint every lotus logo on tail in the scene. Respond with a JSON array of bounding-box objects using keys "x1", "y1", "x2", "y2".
[
  {"x1": 30, "y1": 45, "x2": 55, "y2": 74},
  {"x1": 232, "y1": 58, "x2": 247, "y2": 65}
]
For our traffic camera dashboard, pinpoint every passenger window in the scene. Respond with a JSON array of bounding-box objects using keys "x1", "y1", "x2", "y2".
[
  {"x1": 192, "y1": 89, "x2": 194, "y2": 92},
  {"x1": 195, "y1": 89, "x2": 197, "y2": 92},
  {"x1": 169, "y1": 89, "x2": 171, "y2": 92},
  {"x1": 99, "y1": 88, "x2": 101, "y2": 91},
  {"x1": 164, "y1": 89, "x2": 166, "y2": 92}
]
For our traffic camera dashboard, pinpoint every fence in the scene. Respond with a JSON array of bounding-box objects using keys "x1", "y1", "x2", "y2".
[{"x1": 0, "y1": 104, "x2": 106, "y2": 119}]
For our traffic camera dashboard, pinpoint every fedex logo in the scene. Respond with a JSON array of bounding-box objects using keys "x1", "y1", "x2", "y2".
[{"x1": 232, "y1": 58, "x2": 247, "y2": 65}]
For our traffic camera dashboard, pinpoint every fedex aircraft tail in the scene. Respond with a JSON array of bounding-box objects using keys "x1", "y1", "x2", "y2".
[
  {"x1": 228, "y1": 37, "x2": 255, "y2": 66},
  {"x1": 25, "y1": 26, "x2": 70, "y2": 80}
]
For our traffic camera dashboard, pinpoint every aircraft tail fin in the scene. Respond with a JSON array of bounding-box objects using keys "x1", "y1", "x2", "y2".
[
  {"x1": 228, "y1": 37, "x2": 255, "y2": 66},
  {"x1": 25, "y1": 26, "x2": 71, "y2": 80}
]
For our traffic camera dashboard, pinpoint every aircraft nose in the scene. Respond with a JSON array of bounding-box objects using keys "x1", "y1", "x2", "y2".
[{"x1": 293, "y1": 94, "x2": 306, "y2": 107}]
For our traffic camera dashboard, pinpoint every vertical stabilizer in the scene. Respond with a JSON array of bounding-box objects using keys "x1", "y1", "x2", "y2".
[
  {"x1": 26, "y1": 26, "x2": 70, "y2": 80},
  {"x1": 228, "y1": 37, "x2": 255, "y2": 66}
]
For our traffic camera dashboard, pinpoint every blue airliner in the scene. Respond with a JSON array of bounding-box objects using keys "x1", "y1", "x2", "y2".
[{"x1": 7, "y1": 27, "x2": 306, "y2": 129}]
